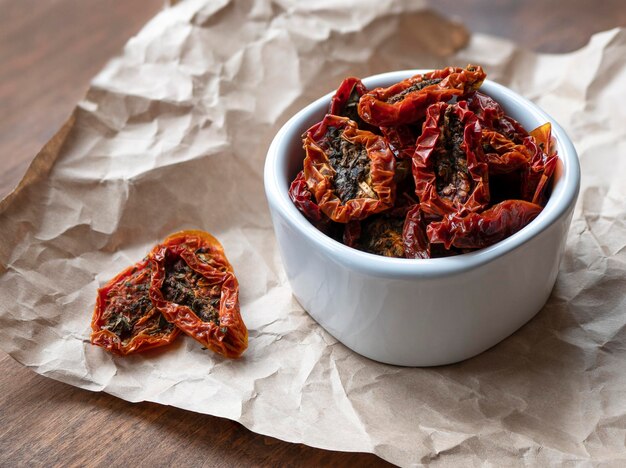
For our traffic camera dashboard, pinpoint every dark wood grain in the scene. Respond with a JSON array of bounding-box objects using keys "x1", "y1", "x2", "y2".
[
  {"x1": 0, "y1": 354, "x2": 385, "y2": 467},
  {"x1": 426, "y1": 0, "x2": 626, "y2": 53},
  {"x1": 0, "y1": 0, "x2": 167, "y2": 200},
  {"x1": 0, "y1": 1, "x2": 624, "y2": 466}
]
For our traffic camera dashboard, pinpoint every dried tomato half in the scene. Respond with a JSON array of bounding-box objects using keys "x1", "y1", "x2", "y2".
[
  {"x1": 482, "y1": 129, "x2": 531, "y2": 175},
  {"x1": 467, "y1": 91, "x2": 528, "y2": 142},
  {"x1": 402, "y1": 204, "x2": 457, "y2": 259},
  {"x1": 427, "y1": 199, "x2": 543, "y2": 249},
  {"x1": 303, "y1": 115, "x2": 396, "y2": 223},
  {"x1": 344, "y1": 192, "x2": 421, "y2": 258},
  {"x1": 329, "y1": 76, "x2": 369, "y2": 129},
  {"x1": 289, "y1": 170, "x2": 324, "y2": 223},
  {"x1": 521, "y1": 123, "x2": 558, "y2": 206},
  {"x1": 343, "y1": 211, "x2": 406, "y2": 258},
  {"x1": 91, "y1": 258, "x2": 179, "y2": 355},
  {"x1": 357, "y1": 65, "x2": 486, "y2": 127},
  {"x1": 413, "y1": 101, "x2": 490, "y2": 217},
  {"x1": 289, "y1": 170, "x2": 341, "y2": 237},
  {"x1": 380, "y1": 124, "x2": 422, "y2": 160},
  {"x1": 149, "y1": 230, "x2": 248, "y2": 359},
  {"x1": 402, "y1": 204, "x2": 431, "y2": 259}
]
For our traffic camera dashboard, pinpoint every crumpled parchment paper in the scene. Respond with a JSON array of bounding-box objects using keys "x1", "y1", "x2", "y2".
[{"x1": 1, "y1": 0, "x2": 625, "y2": 465}]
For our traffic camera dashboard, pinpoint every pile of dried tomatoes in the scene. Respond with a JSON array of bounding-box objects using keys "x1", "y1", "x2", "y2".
[
  {"x1": 91, "y1": 230, "x2": 247, "y2": 358},
  {"x1": 290, "y1": 65, "x2": 558, "y2": 258}
]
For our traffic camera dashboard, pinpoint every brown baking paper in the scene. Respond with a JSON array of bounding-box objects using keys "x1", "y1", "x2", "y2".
[{"x1": 1, "y1": 0, "x2": 625, "y2": 465}]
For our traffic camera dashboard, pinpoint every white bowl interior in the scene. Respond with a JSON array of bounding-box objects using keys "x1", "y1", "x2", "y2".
[{"x1": 265, "y1": 70, "x2": 580, "y2": 278}]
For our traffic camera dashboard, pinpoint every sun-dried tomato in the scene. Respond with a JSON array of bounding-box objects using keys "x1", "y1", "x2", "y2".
[
  {"x1": 402, "y1": 204, "x2": 431, "y2": 259},
  {"x1": 413, "y1": 101, "x2": 490, "y2": 216},
  {"x1": 380, "y1": 124, "x2": 421, "y2": 160},
  {"x1": 521, "y1": 123, "x2": 558, "y2": 206},
  {"x1": 482, "y1": 128, "x2": 531, "y2": 175},
  {"x1": 358, "y1": 65, "x2": 486, "y2": 127},
  {"x1": 344, "y1": 190, "x2": 426, "y2": 258},
  {"x1": 289, "y1": 170, "x2": 324, "y2": 222},
  {"x1": 289, "y1": 170, "x2": 340, "y2": 237},
  {"x1": 328, "y1": 76, "x2": 370, "y2": 129},
  {"x1": 343, "y1": 214, "x2": 406, "y2": 257},
  {"x1": 467, "y1": 91, "x2": 528, "y2": 143},
  {"x1": 91, "y1": 258, "x2": 179, "y2": 355},
  {"x1": 427, "y1": 199, "x2": 543, "y2": 249},
  {"x1": 343, "y1": 208, "x2": 407, "y2": 258},
  {"x1": 149, "y1": 230, "x2": 247, "y2": 359},
  {"x1": 402, "y1": 204, "x2": 458, "y2": 259},
  {"x1": 303, "y1": 115, "x2": 396, "y2": 223}
]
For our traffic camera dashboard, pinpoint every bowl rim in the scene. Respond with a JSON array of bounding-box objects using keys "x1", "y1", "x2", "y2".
[{"x1": 264, "y1": 69, "x2": 580, "y2": 279}]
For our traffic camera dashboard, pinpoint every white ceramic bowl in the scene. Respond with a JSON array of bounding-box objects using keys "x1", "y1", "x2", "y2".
[{"x1": 264, "y1": 70, "x2": 580, "y2": 366}]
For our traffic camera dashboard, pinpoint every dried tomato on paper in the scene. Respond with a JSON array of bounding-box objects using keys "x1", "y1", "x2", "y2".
[
  {"x1": 303, "y1": 115, "x2": 396, "y2": 223},
  {"x1": 427, "y1": 199, "x2": 543, "y2": 249},
  {"x1": 91, "y1": 258, "x2": 179, "y2": 355},
  {"x1": 358, "y1": 65, "x2": 486, "y2": 127},
  {"x1": 149, "y1": 230, "x2": 248, "y2": 359},
  {"x1": 413, "y1": 101, "x2": 490, "y2": 217},
  {"x1": 521, "y1": 123, "x2": 558, "y2": 206}
]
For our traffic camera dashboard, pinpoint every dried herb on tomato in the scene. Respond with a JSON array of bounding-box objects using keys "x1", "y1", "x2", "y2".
[
  {"x1": 91, "y1": 258, "x2": 179, "y2": 355},
  {"x1": 413, "y1": 101, "x2": 490, "y2": 216},
  {"x1": 344, "y1": 191, "x2": 420, "y2": 258},
  {"x1": 149, "y1": 230, "x2": 248, "y2": 359},
  {"x1": 427, "y1": 200, "x2": 543, "y2": 249},
  {"x1": 303, "y1": 114, "x2": 396, "y2": 223},
  {"x1": 344, "y1": 212, "x2": 406, "y2": 258},
  {"x1": 358, "y1": 65, "x2": 486, "y2": 127},
  {"x1": 393, "y1": 157, "x2": 414, "y2": 190}
]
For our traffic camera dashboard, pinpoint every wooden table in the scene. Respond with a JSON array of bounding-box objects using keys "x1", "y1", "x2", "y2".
[{"x1": 1, "y1": 1, "x2": 624, "y2": 465}]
